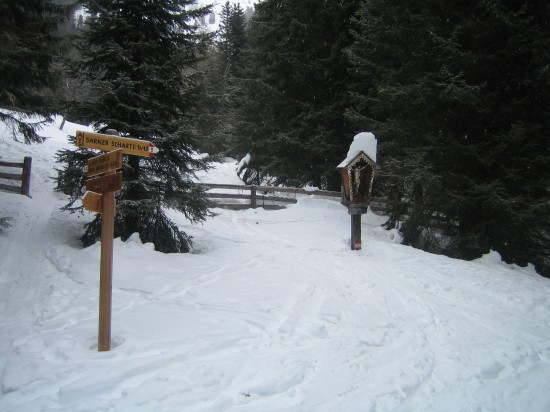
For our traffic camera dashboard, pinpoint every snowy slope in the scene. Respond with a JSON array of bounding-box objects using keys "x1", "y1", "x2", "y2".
[{"x1": 1, "y1": 118, "x2": 549, "y2": 412}]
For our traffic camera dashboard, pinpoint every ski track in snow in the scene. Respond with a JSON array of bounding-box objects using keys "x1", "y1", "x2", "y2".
[{"x1": 1, "y1": 120, "x2": 550, "y2": 411}]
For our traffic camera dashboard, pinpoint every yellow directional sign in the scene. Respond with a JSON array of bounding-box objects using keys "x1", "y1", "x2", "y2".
[
  {"x1": 82, "y1": 191, "x2": 103, "y2": 213},
  {"x1": 75, "y1": 130, "x2": 159, "y2": 157},
  {"x1": 85, "y1": 149, "x2": 123, "y2": 177}
]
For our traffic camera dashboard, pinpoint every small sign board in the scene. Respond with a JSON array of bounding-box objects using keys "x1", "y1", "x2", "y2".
[
  {"x1": 85, "y1": 149, "x2": 123, "y2": 177},
  {"x1": 84, "y1": 172, "x2": 123, "y2": 194},
  {"x1": 82, "y1": 191, "x2": 103, "y2": 213},
  {"x1": 76, "y1": 130, "x2": 159, "y2": 157}
]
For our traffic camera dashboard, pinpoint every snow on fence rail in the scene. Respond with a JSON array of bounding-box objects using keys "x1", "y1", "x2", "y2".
[{"x1": 0, "y1": 157, "x2": 32, "y2": 197}]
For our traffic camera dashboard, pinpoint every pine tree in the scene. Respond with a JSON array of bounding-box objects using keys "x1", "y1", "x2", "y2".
[
  {"x1": 0, "y1": 0, "x2": 68, "y2": 143},
  {"x1": 194, "y1": 1, "x2": 248, "y2": 156},
  {"x1": 55, "y1": 0, "x2": 214, "y2": 253},
  {"x1": 232, "y1": 0, "x2": 361, "y2": 189},
  {"x1": 347, "y1": 0, "x2": 550, "y2": 276},
  {"x1": 218, "y1": 2, "x2": 247, "y2": 79}
]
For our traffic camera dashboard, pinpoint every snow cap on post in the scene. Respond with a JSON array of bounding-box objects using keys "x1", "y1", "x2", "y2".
[{"x1": 337, "y1": 132, "x2": 377, "y2": 168}]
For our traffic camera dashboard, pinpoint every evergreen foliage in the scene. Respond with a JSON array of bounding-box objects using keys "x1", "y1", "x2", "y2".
[
  {"x1": 52, "y1": 3, "x2": 89, "y2": 124},
  {"x1": 218, "y1": 2, "x2": 247, "y2": 79},
  {"x1": 194, "y1": 1, "x2": 248, "y2": 156},
  {"x1": 348, "y1": 0, "x2": 550, "y2": 275},
  {"x1": 55, "y1": 0, "x2": 214, "y2": 253},
  {"x1": 232, "y1": 0, "x2": 361, "y2": 189},
  {"x1": 0, "y1": 0, "x2": 68, "y2": 143}
]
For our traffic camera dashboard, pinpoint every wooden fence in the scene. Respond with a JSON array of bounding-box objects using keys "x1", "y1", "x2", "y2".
[
  {"x1": 196, "y1": 183, "x2": 342, "y2": 210},
  {"x1": 196, "y1": 183, "x2": 392, "y2": 213},
  {"x1": 0, "y1": 157, "x2": 32, "y2": 197}
]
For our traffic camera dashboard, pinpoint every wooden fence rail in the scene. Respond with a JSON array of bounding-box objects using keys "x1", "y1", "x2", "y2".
[
  {"x1": 0, "y1": 157, "x2": 32, "y2": 197},
  {"x1": 197, "y1": 183, "x2": 388, "y2": 213},
  {"x1": 196, "y1": 183, "x2": 341, "y2": 210}
]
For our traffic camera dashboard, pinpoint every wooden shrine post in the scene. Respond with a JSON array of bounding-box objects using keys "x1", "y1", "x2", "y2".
[
  {"x1": 337, "y1": 133, "x2": 378, "y2": 251},
  {"x1": 351, "y1": 213, "x2": 362, "y2": 251}
]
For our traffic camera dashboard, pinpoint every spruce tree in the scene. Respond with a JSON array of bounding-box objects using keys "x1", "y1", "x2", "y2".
[
  {"x1": 232, "y1": 0, "x2": 361, "y2": 189},
  {"x1": 218, "y1": 2, "x2": 247, "y2": 79},
  {"x1": 194, "y1": 1, "x2": 248, "y2": 155},
  {"x1": 55, "y1": 0, "x2": 213, "y2": 253},
  {"x1": 0, "y1": 0, "x2": 68, "y2": 143},
  {"x1": 347, "y1": 0, "x2": 550, "y2": 276}
]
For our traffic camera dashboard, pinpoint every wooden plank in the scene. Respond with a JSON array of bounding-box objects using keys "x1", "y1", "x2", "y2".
[
  {"x1": 197, "y1": 183, "x2": 253, "y2": 190},
  {"x1": 0, "y1": 183, "x2": 20, "y2": 193},
  {"x1": 196, "y1": 183, "x2": 341, "y2": 198},
  {"x1": 0, "y1": 160, "x2": 24, "y2": 168},
  {"x1": 259, "y1": 186, "x2": 341, "y2": 197},
  {"x1": 210, "y1": 203, "x2": 287, "y2": 211},
  {"x1": 0, "y1": 172, "x2": 22, "y2": 181},
  {"x1": 205, "y1": 193, "x2": 252, "y2": 200},
  {"x1": 205, "y1": 193, "x2": 298, "y2": 204}
]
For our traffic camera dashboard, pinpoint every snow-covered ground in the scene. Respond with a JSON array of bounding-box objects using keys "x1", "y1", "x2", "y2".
[{"x1": 1, "y1": 117, "x2": 549, "y2": 412}]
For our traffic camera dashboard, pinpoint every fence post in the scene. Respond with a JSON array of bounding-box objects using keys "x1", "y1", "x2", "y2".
[
  {"x1": 21, "y1": 157, "x2": 32, "y2": 197},
  {"x1": 250, "y1": 185, "x2": 257, "y2": 208}
]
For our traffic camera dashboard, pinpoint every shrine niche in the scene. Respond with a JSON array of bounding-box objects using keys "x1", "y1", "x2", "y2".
[
  {"x1": 342, "y1": 152, "x2": 375, "y2": 200},
  {"x1": 337, "y1": 132, "x2": 378, "y2": 250}
]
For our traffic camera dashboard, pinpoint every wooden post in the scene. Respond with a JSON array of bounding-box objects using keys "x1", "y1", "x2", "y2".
[
  {"x1": 21, "y1": 157, "x2": 32, "y2": 197},
  {"x1": 98, "y1": 189, "x2": 115, "y2": 351},
  {"x1": 98, "y1": 128, "x2": 119, "y2": 352},
  {"x1": 250, "y1": 185, "x2": 257, "y2": 208},
  {"x1": 351, "y1": 214, "x2": 362, "y2": 250}
]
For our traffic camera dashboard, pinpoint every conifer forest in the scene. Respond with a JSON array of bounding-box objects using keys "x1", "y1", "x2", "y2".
[{"x1": 1, "y1": 0, "x2": 548, "y2": 277}]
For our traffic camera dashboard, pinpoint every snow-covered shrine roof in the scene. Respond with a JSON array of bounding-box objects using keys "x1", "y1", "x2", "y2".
[{"x1": 337, "y1": 132, "x2": 377, "y2": 169}]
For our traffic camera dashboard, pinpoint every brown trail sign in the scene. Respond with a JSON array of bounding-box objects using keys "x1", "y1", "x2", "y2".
[
  {"x1": 82, "y1": 191, "x2": 103, "y2": 213},
  {"x1": 85, "y1": 171, "x2": 123, "y2": 194},
  {"x1": 85, "y1": 149, "x2": 123, "y2": 177}
]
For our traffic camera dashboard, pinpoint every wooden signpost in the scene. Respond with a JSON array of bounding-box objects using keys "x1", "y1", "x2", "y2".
[
  {"x1": 77, "y1": 130, "x2": 158, "y2": 352},
  {"x1": 76, "y1": 130, "x2": 159, "y2": 157}
]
